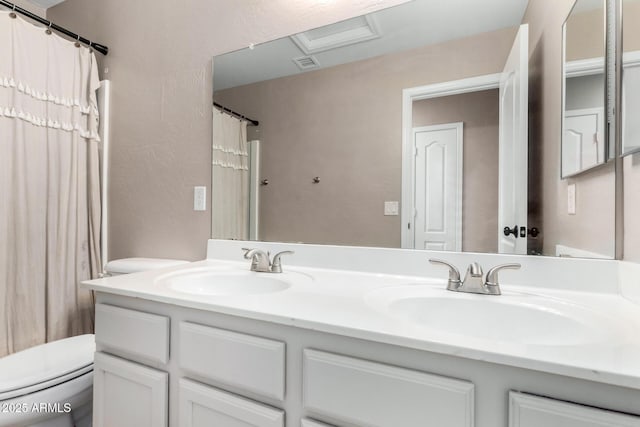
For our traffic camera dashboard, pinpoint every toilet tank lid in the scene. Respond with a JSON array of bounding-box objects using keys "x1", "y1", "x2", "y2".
[
  {"x1": 0, "y1": 334, "x2": 95, "y2": 395},
  {"x1": 105, "y1": 257, "x2": 189, "y2": 274}
]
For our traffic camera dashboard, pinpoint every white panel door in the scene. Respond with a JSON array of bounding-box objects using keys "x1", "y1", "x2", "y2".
[
  {"x1": 510, "y1": 392, "x2": 640, "y2": 427},
  {"x1": 179, "y1": 378, "x2": 284, "y2": 427},
  {"x1": 413, "y1": 123, "x2": 463, "y2": 251},
  {"x1": 93, "y1": 352, "x2": 168, "y2": 427},
  {"x1": 499, "y1": 23, "x2": 529, "y2": 254},
  {"x1": 562, "y1": 108, "x2": 605, "y2": 176}
]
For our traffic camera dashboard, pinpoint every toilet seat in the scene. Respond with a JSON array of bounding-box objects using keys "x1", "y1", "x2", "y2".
[{"x1": 0, "y1": 334, "x2": 95, "y2": 401}]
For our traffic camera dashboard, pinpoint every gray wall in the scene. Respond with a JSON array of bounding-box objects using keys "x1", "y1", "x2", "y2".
[{"x1": 215, "y1": 30, "x2": 515, "y2": 248}]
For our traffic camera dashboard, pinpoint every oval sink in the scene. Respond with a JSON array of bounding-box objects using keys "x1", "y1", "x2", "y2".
[
  {"x1": 365, "y1": 285, "x2": 618, "y2": 346},
  {"x1": 156, "y1": 267, "x2": 312, "y2": 296}
]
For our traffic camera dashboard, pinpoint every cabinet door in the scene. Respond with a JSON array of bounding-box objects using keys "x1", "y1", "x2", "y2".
[
  {"x1": 510, "y1": 392, "x2": 640, "y2": 427},
  {"x1": 93, "y1": 352, "x2": 168, "y2": 427},
  {"x1": 179, "y1": 378, "x2": 284, "y2": 427}
]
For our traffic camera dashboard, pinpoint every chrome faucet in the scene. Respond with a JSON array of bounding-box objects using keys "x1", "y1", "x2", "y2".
[
  {"x1": 429, "y1": 259, "x2": 521, "y2": 295},
  {"x1": 242, "y1": 248, "x2": 294, "y2": 273}
]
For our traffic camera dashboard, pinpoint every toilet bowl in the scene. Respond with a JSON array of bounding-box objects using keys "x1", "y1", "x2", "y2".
[{"x1": 0, "y1": 258, "x2": 188, "y2": 427}]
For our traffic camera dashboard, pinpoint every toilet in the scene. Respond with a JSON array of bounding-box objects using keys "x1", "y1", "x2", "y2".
[{"x1": 0, "y1": 258, "x2": 188, "y2": 427}]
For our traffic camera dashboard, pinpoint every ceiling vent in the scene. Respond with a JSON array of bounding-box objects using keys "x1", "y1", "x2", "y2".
[
  {"x1": 292, "y1": 55, "x2": 320, "y2": 70},
  {"x1": 290, "y1": 14, "x2": 381, "y2": 55}
]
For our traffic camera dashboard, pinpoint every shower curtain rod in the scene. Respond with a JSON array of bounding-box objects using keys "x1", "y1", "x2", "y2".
[
  {"x1": 0, "y1": 0, "x2": 109, "y2": 55},
  {"x1": 214, "y1": 102, "x2": 259, "y2": 126}
]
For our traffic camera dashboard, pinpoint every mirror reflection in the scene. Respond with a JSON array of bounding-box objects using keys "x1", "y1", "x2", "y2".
[
  {"x1": 561, "y1": 0, "x2": 607, "y2": 178},
  {"x1": 622, "y1": 0, "x2": 640, "y2": 155},
  {"x1": 211, "y1": 0, "x2": 614, "y2": 259}
]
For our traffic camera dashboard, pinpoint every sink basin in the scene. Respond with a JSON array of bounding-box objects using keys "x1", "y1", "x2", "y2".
[
  {"x1": 155, "y1": 267, "x2": 312, "y2": 296},
  {"x1": 365, "y1": 285, "x2": 617, "y2": 346}
]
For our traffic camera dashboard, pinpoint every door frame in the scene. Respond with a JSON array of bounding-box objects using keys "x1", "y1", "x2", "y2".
[
  {"x1": 412, "y1": 122, "x2": 464, "y2": 251},
  {"x1": 401, "y1": 73, "x2": 502, "y2": 249}
]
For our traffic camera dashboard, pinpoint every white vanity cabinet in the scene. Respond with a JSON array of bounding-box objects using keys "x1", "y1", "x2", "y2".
[
  {"x1": 509, "y1": 392, "x2": 640, "y2": 427},
  {"x1": 90, "y1": 294, "x2": 640, "y2": 427}
]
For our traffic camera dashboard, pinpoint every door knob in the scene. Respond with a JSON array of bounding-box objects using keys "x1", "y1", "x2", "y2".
[{"x1": 503, "y1": 225, "x2": 519, "y2": 238}]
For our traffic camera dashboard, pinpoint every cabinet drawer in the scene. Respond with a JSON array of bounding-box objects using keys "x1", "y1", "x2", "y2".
[
  {"x1": 95, "y1": 304, "x2": 170, "y2": 365},
  {"x1": 303, "y1": 349, "x2": 474, "y2": 427},
  {"x1": 179, "y1": 378, "x2": 284, "y2": 427},
  {"x1": 301, "y1": 419, "x2": 335, "y2": 427},
  {"x1": 510, "y1": 392, "x2": 640, "y2": 427},
  {"x1": 179, "y1": 322, "x2": 285, "y2": 400}
]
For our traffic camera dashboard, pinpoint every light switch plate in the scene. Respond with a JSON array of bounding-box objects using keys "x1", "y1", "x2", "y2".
[
  {"x1": 194, "y1": 186, "x2": 207, "y2": 211},
  {"x1": 384, "y1": 201, "x2": 399, "y2": 216},
  {"x1": 567, "y1": 184, "x2": 576, "y2": 215}
]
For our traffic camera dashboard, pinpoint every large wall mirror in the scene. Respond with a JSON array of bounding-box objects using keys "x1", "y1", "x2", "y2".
[
  {"x1": 561, "y1": 0, "x2": 608, "y2": 178},
  {"x1": 211, "y1": 0, "x2": 617, "y2": 259}
]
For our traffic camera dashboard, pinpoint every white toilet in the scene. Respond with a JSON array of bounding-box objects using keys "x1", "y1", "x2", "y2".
[{"x1": 0, "y1": 258, "x2": 188, "y2": 427}]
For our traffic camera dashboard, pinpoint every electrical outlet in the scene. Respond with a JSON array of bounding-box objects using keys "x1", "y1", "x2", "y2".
[
  {"x1": 384, "y1": 201, "x2": 399, "y2": 216},
  {"x1": 567, "y1": 184, "x2": 576, "y2": 215},
  {"x1": 194, "y1": 186, "x2": 207, "y2": 211}
]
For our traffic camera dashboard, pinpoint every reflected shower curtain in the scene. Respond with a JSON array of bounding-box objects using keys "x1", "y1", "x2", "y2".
[
  {"x1": 212, "y1": 110, "x2": 249, "y2": 240},
  {"x1": 0, "y1": 12, "x2": 102, "y2": 357}
]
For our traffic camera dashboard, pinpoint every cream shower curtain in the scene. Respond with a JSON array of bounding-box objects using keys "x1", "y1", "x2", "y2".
[
  {"x1": 0, "y1": 12, "x2": 102, "y2": 357},
  {"x1": 212, "y1": 109, "x2": 249, "y2": 240}
]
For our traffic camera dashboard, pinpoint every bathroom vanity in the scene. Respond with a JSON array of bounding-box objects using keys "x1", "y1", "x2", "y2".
[{"x1": 84, "y1": 240, "x2": 640, "y2": 427}]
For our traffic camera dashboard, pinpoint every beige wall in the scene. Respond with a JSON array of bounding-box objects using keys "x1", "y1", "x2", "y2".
[
  {"x1": 413, "y1": 90, "x2": 499, "y2": 253},
  {"x1": 215, "y1": 29, "x2": 515, "y2": 248},
  {"x1": 11, "y1": 0, "x2": 46, "y2": 16},
  {"x1": 523, "y1": 0, "x2": 616, "y2": 258},
  {"x1": 47, "y1": 0, "x2": 409, "y2": 260}
]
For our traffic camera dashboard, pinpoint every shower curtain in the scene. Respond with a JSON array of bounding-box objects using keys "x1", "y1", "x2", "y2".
[
  {"x1": 0, "y1": 12, "x2": 102, "y2": 357},
  {"x1": 212, "y1": 109, "x2": 249, "y2": 240}
]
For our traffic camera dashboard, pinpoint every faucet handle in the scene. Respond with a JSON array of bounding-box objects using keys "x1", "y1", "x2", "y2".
[
  {"x1": 429, "y1": 259, "x2": 461, "y2": 290},
  {"x1": 271, "y1": 251, "x2": 294, "y2": 273},
  {"x1": 485, "y1": 263, "x2": 521, "y2": 287},
  {"x1": 241, "y1": 248, "x2": 254, "y2": 259}
]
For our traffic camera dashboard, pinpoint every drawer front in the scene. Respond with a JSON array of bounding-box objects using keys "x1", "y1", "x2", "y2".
[
  {"x1": 179, "y1": 322, "x2": 286, "y2": 400},
  {"x1": 303, "y1": 349, "x2": 474, "y2": 427},
  {"x1": 95, "y1": 304, "x2": 170, "y2": 365},
  {"x1": 179, "y1": 378, "x2": 284, "y2": 427},
  {"x1": 301, "y1": 419, "x2": 335, "y2": 427},
  {"x1": 510, "y1": 392, "x2": 640, "y2": 427}
]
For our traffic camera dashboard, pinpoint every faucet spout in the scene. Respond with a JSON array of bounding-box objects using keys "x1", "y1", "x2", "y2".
[{"x1": 242, "y1": 248, "x2": 271, "y2": 272}]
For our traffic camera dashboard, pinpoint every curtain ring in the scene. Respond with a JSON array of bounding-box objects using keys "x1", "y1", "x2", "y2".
[
  {"x1": 45, "y1": 21, "x2": 52, "y2": 35},
  {"x1": 75, "y1": 34, "x2": 81, "y2": 48},
  {"x1": 9, "y1": 3, "x2": 16, "y2": 18}
]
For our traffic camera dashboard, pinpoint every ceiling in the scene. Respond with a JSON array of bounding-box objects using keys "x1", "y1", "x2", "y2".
[
  {"x1": 26, "y1": 0, "x2": 64, "y2": 8},
  {"x1": 214, "y1": 0, "x2": 530, "y2": 91}
]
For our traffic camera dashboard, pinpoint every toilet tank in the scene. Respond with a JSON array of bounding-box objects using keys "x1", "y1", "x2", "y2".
[{"x1": 104, "y1": 258, "x2": 189, "y2": 276}]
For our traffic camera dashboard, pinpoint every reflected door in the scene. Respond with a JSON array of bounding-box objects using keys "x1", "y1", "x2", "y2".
[
  {"x1": 413, "y1": 123, "x2": 463, "y2": 251},
  {"x1": 499, "y1": 24, "x2": 529, "y2": 255}
]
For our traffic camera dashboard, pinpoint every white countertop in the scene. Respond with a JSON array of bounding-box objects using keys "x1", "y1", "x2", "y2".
[{"x1": 83, "y1": 256, "x2": 640, "y2": 391}]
